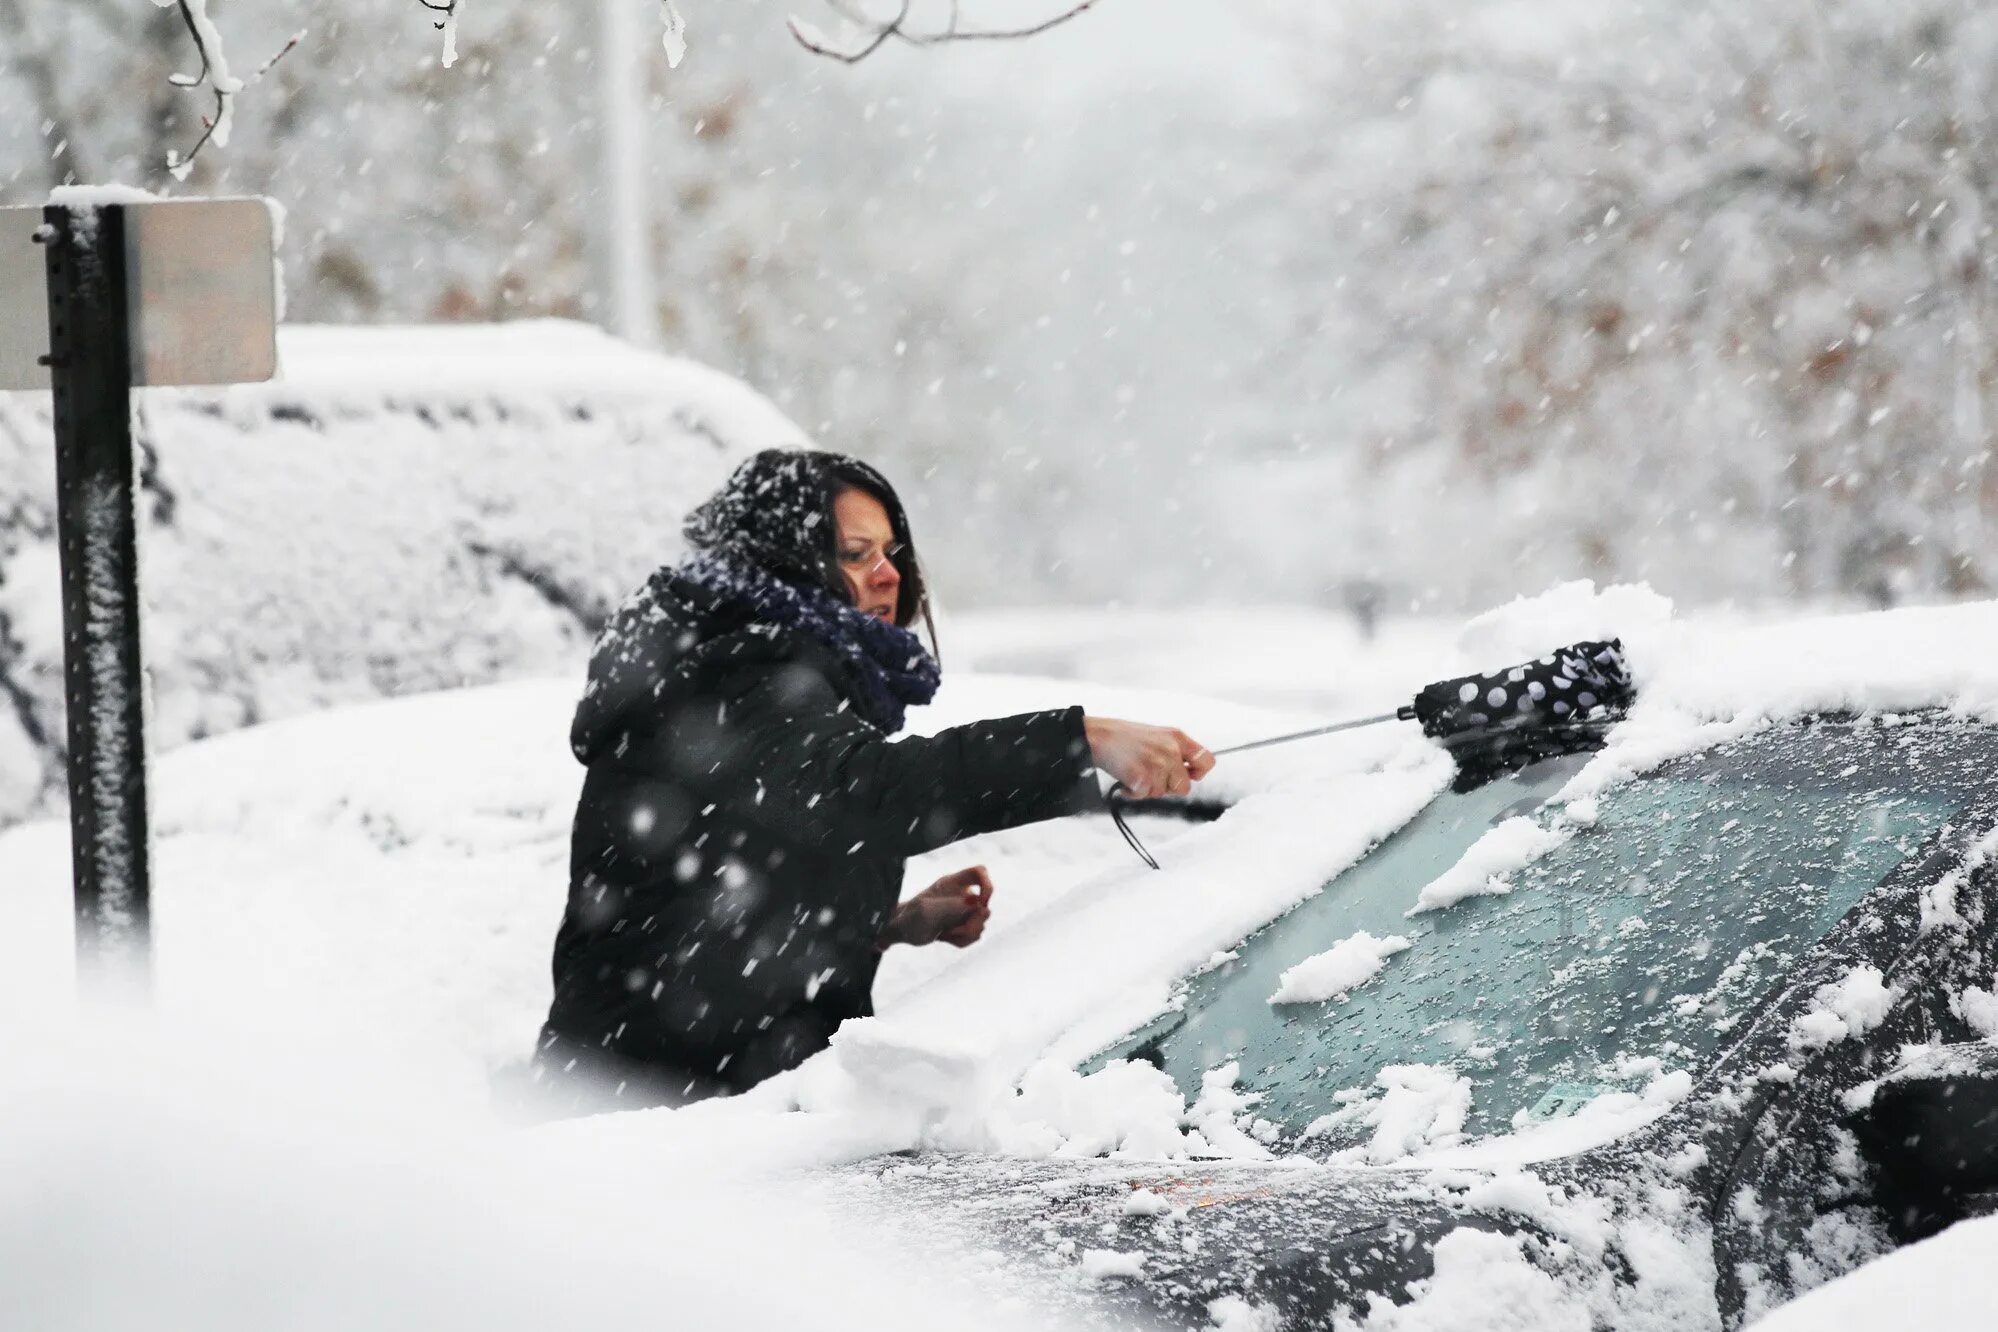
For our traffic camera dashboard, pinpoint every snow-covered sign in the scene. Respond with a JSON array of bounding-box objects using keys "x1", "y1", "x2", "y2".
[{"x1": 0, "y1": 197, "x2": 278, "y2": 391}]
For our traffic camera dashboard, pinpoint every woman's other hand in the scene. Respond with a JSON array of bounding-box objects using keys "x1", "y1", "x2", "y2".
[
  {"x1": 1083, "y1": 717, "x2": 1215, "y2": 798},
  {"x1": 883, "y1": 866, "x2": 995, "y2": 948}
]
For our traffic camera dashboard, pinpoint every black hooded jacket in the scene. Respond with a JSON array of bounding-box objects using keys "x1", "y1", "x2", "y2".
[{"x1": 540, "y1": 450, "x2": 1102, "y2": 1099}]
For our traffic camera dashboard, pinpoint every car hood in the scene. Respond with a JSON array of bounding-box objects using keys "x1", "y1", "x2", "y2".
[{"x1": 829, "y1": 1152, "x2": 1504, "y2": 1326}]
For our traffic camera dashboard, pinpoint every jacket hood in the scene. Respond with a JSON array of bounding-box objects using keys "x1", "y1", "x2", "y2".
[
  {"x1": 683, "y1": 448, "x2": 848, "y2": 600},
  {"x1": 568, "y1": 571, "x2": 761, "y2": 764}
]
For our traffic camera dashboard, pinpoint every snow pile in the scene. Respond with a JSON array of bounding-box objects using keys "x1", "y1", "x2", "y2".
[
  {"x1": 1308, "y1": 1064, "x2": 1474, "y2": 1164},
  {"x1": 1078, "y1": 1250, "x2": 1146, "y2": 1282},
  {"x1": 1558, "y1": 795, "x2": 1600, "y2": 827},
  {"x1": 0, "y1": 321, "x2": 796, "y2": 825},
  {"x1": 0, "y1": 1011, "x2": 1032, "y2": 1332},
  {"x1": 842, "y1": 1051, "x2": 1279, "y2": 1163},
  {"x1": 1269, "y1": 930, "x2": 1412, "y2": 1005},
  {"x1": 1917, "y1": 824, "x2": 1998, "y2": 935},
  {"x1": 1209, "y1": 1295, "x2": 1284, "y2": 1332},
  {"x1": 1408, "y1": 817, "x2": 1569, "y2": 914},
  {"x1": 1954, "y1": 980, "x2": 1998, "y2": 1040},
  {"x1": 1335, "y1": 1228, "x2": 1590, "y2": 1331},
  {"x1": 1455, "y1": 580, "x2": 1674, "y2": 665},
  {"x1": 1345, "y1": 1164, "x2": 1720, "y2": 1330},
  {"x1": 1604, "y1": 599, "x2": 1998, "y2": 732},
  {"x1": 1452, "y1": 581, "x2": 1998, "y2": 754},
  {"x1": 1789, "y1": 966, "x2": 1898, "y2": 1051},
  {"x1": 1747, "y1": 1215, "x2": 1998, "y2": 1331},
  {"x1": 1413, "y1": 1062, "x2": 1697, "y2": 1170},
  {"x1": 1516, "y1": 591, "x2": 1998, "y2": 823}
]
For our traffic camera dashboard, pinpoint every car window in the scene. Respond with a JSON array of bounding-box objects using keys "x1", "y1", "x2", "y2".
[{"x1": 1089, "y1": 718, "x2": 1997, "y2": 1153}]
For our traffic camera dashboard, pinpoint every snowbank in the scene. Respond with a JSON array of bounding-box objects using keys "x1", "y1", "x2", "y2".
[
  {"x1": 0, "y1": 1012, "x2": 1033, "y2": 1332},
  {"x1": 1747, "y1": 1215, "x2": 1998, "y2": 1332}
]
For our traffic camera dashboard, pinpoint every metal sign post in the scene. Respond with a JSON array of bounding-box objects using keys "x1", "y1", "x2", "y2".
[
  {"x1": 4, "y1": 195, "x2": 278, "y2": 995},
  {"x1": 39, "y1": 204, "x2": 152, "y2": 988}
]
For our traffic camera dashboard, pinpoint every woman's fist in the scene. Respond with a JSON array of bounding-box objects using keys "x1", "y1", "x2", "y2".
[
  {"x1": 1083, "y1": 717, "x2": 1215, "y2": 799},
  {"x1": 883, "y1": 866, "x2": 995, "y2": 948}
]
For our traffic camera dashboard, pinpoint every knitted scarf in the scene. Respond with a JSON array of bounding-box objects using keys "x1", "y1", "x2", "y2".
[{"x1": 681, "y1": 548, "x2": 940, "y2": 734}]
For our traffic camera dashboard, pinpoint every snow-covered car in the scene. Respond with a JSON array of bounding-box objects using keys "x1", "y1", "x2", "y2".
[
  {"x1": 827, "y1": 614, "x2": 1998, "y2": 1330},
  {"x1": 0, "y1": 319, "x2": 788, "y2": 825}
]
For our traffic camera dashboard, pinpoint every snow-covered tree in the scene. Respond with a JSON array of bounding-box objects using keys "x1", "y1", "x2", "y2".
[{"x1": 1268, "y1": 0, "x2": 1998, "y2": 608}]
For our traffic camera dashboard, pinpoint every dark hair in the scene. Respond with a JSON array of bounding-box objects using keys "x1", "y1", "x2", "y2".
[{"x1": 824, "y1": 457, "x2": 939, "y2": 658}]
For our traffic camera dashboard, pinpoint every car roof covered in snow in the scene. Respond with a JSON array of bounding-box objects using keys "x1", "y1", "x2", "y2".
[{"x1": 262, "y1": 321, "x2": 805, "y2": 438}]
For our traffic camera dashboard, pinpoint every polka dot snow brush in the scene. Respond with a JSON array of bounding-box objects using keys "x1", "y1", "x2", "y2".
[
  {"x1": 1403, "y1": 638, "x2": 1635, "y2": 743},
  {"x1": 1207, "y1": 639, "x2": 1636, "y2": 759}
]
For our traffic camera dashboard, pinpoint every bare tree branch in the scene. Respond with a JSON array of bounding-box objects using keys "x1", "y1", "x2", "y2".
[
  {"x1": 789, "y1": 0, "x2": 915, "y2": 65},
  {"x1": 161, "y1": 2, "x2": 301, "y2": 179},
  {"x1": 908, "y1": 0, "x2": 1101, "y2": 44},
  {"x1": 790, "y1": 0, "x2": 1103, "y2": 62}
]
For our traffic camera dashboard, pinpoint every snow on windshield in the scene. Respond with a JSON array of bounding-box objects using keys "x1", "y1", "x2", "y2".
[{"x1": 968, "y1": 715, "x2": 1992, "y2": 1168}]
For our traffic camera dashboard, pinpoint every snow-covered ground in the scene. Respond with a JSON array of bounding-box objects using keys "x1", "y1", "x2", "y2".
[
  {"x1": 0, "y1": 659, "x2": 1331, "y2": 1331},
  {"x1": 8, "y1": 581, "x2": 1998, "y2": 1328}
]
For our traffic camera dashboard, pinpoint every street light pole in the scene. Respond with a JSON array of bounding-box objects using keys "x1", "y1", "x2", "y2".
[{"x1": 597, "y1": 0, "x2": 659, "y2": 347}]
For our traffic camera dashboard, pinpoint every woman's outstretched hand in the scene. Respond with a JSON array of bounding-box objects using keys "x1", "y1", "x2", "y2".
[
  {"x1": 1084, "y1": 717, "x2": 1215, "y2": 798},
  {"x1": 882, "y1": 866, "x2": 995, "y2": 949}
]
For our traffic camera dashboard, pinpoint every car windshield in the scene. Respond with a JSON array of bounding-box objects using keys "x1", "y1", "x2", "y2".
[{"x1": 1090, "y1": 717, "x2": 1998, "y2": 1155}]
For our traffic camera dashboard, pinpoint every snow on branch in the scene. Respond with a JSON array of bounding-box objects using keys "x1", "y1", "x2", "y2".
[
  {"x1": 789, "y1": 0, "x2": 1103, "y2": 62},
  {"x1": 153, "y1": 0, "x2": 303, "y2": 180},
  {"x1": 413, "y1": 0, "x2": 462, "y2": 69},
  {"x1": 419, "y1": 0, "x2": 685, "y2": 70}
]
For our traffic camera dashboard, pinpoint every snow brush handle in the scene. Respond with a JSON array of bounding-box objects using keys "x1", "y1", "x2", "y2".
[{"x1": 1209, "y1": 708, "x2": 1414, "y2": 758}]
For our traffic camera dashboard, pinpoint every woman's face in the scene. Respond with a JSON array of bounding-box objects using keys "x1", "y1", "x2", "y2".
[{"x1": 833, "y1": 487, "x2": 904, "y2": 623}]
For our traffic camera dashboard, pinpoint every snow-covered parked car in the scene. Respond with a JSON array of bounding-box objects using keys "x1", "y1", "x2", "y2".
[
  {"x1": 793, "y1": 596, "x2": 1998, "y2": 1330},
  {"x1": 846, "y1": 710, "x2": 1998, "y2": 1329},
  {"x1": 0, "y1": 320, "x2": 791, "y2": 825}
]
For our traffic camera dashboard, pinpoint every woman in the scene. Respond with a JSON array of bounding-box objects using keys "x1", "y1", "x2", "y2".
[{"x1": 535, "y1": 448, "x2": 1213, "y2": 1111}]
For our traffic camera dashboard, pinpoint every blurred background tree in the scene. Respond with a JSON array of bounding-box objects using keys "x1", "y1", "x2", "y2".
[{"x1": 3, "y1": 0, "x2": 1997, "y2": 615}]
